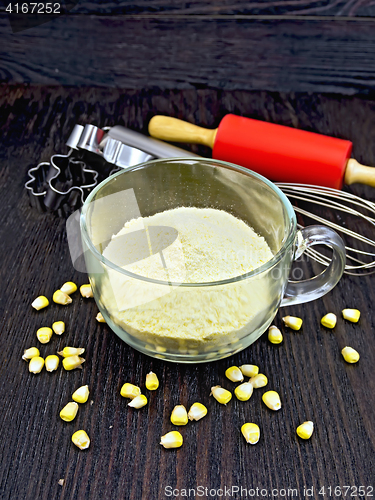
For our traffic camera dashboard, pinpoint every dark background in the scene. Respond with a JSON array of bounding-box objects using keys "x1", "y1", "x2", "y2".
[{"x1": 0, "y1": 3, "x2": 375, "y2": 500}]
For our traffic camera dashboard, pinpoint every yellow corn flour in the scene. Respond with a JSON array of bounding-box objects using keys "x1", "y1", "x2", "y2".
[{"x1": 100, "y1": 207, "x2": 274, "y2": 351}]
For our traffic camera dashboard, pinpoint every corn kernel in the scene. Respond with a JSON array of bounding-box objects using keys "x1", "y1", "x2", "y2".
[
  {"x1": 22, "y1": 347, "x2": 40, "y2": 361},
  {"x1": 120, "y1": 383, "x2": 141, "y2": 399},
  {"x1": 188, "y1": 403, "x2": 207, "y2": 421},
  {"x1": 282, "y1": 315, "x2": 303, "y2": 330},
  {"x1": 58, "y1": 347, "x2": 85, "y2": 357},
  {"x1": 96, "y1": 312, "x2": 106, "y2": 323},
  {"x1": 29, "y1": 356, "x2": 44, "y2": 374},
  {"x1": 268, "y1": 325, "x2": 283, "y2": 344},
  {"x1": 52, "y1": 321, "x2": 65, "y2": 335},
  {"x1": 321, "y1": 313, "x2": 337, "y2": 329},
  {"x1": 145, "y1": 371, "x2": 159, "y2": 390},
  {"x1": 60, "y1": 402, "x2": 79, "y2": 422},
  {"x1": 170, "y1": 405, "x2": 188, "y2": 425},
  {"x1": 225, "y1": 366, "x2": 244, "y2": 383},
  {"x1": 128, "y1": 394, "x2": 148, "y2": 409},
  {"x1": 53, "y1": 290, "x2": 72, "y2": 305},
  {"x1": 210, "y1": 386, "x2": 232, "y2": 405},
  {"x1": 240, "y1": 364, "x2": 259, "y2": 378},
  {"x1": 249, "y1": 373, "x2": 268, "y2": 388},
  {"x1": 296, "y1": 421, "x2": 314, "y2": 439},
  {"x1": 341, "y1": 346, "x2": 360, "y2": 364},
  {"x1": 262, "y1": 390, "x2": 282, "y2": 411},
  {"x1": 62, "y1": 356, "x2": 85, "y2": 371},
  {"x1": 80, "y1": 284, "x2": 93, "y2": 298},
  {"x1": 241, "y1": 423, "x2": 260, "y2": 444},
  {"x1": 36, "y1": 327, "x2": 53, "y2": 344},
  {"x1": 45, "y1": 355, "x2": 60, "y2": 372},
  {"x1": 71, "y1": 430, "x2": 90, "y2": 450},
  {"x1": 234, "y1": 382, "x2": 254, "y2": 401},
  {"x1": 342, "y1": 309, "x2": 360, "y2": 323},
  {"x1": 60, "y1": 282, "x2": 77, "y2": 295},
  {"x1": 72, "y1": 385, "x2": 90, "y2": 403},
  {"x1": 31, "y1": 296, "x2": 49, "y2": 310},
  {"x1": 160, "y1": 431, "x2": 183, "y2": 449}
]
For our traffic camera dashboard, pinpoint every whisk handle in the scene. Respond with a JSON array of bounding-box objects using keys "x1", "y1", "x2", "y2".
[
  {"x1": 345, "y1": 158, "x2": 375, "y2": 187},
  {"x1": 281, "y1": 225, "x2": 346, "y2": 307}
]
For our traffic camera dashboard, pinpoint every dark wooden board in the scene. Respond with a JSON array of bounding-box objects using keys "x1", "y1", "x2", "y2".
[
  {"x1": 19, "y1": 0, "x2": 375, "y2": 17},
  {"x1": 2, "y1": 16, "x2": 375, "y2": 94},
  {"x1": 1, "y1": 0, "x2": 375, "y2": 17},
  {"x1": 0, "y1": 85, "x2": 374, "y2": 500}
]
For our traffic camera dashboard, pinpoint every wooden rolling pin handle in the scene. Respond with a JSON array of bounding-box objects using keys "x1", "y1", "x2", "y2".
[
  {"x1": 148, "y1": 116, "x2": 218, "y2": 149},
  {"x1": 344, "y1": 158, "x2": 375, "y2": 187}
]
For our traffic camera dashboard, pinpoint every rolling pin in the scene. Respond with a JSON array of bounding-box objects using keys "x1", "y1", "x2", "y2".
[{"x1": 148, "y1": 115, "x2": 375, "y2": 189}]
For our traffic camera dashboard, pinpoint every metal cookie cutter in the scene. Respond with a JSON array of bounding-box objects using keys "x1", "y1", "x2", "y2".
[
  {"x1": 26, "y1": 124, "x2": 200, "y2": 217},
  {"x1": 25, "y1": 125, "x2": 99, "y2": 216}
]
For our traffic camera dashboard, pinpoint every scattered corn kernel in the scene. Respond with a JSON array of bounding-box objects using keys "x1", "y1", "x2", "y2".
[
  {"x1": 170, "y1": 405, "x2": 188, "y2": 425},
  {"x1": 53, "y1": 290, "x2": 72, "y2": 305},
  {"x1": 128, "y1": 394, "x2": 148, "y2": 409},
  {"x1": 160, "y1": 431, "x2": 183, "y2": 449},
  {"x1": 62, "y1": 355, "x2": 85, "y2": 371},
  {"x1": 96, "y1": 312, "x2": 106, "y2": 323},
  {"x1": 145, "y1": 371, "x2": 159, "y2": 391},
  {"x1": 282, "y1": 315, "x2": 303, "y2": 330},
  {"x1": 71, "y1": 430, "x2": 90, "y2": 450},
  {"x1": 58, "y1": 347, "x2": 85, "y2": 357},
  {"x1": 262, "y1": 390, "x2": 282, "y2": 411},
  {"x1": 342, "y1": 308, "x2": 361, "y2": 323},
  {"x1": 60, "y1": 402, "x2": 79, "y2": 422},
  {"x1": 188, "y1": 403, "x2": 208, "y2": 421},
  {"x1": 249, "y1": 373, "x2": 268, "y2": 388},
  {"x1": 225, "y1": 366, "x2": 244, "y2": 383},
  {"x1": 36, "y1": 327, "x2": 53, "y2": 344},
  {"x1": 341, "y1": 346, "x2": 360, "y2": 364},
  {"x1": 234, "y1": 382, "x2": 254, "y2": 401},
  {"x1": 80, "y1": 284, "x2": 93, "y2": 298},
  {"x1": 210, "y1": 386, "x2": 232, "y2": 405},
  {"x1": 72, "y1": 385, "x2": 90, "y2": 404},
  {"x1": 31, "y1": 296, "x2": 49, "y2": 310},
  {"x1": 321, "y1": 313, "x2": 337, "y2": 329},
  {"x1": 241, "y1": 423, "x2": 260, "y2": 444},
  {"x1": 22, "y1": 347, "x2": 40, "y2": 361},
  {"x1": 120, "y1": 383, "x2": 141, "y2": 399},
  {"x1": 60, "y1": 282, "x2": 77, "y2": 295},
  {"x1": 52, "y1": 321, "x2": 65, "y2": 335},
  {"x1": 240, "y1": 364, "x2": 259, "y2": 378},
  {"x1": 58, "y1": 479, "x2": 64, "y2": 486},
  {"x1": 268, "y1": 325, "x2": 283, "y2": 344},
  {"x1": 296, "y1": 421, "x2": 314, "y2": 439},
  {"x1": 29, "y1": 356, "x2": 44, "y2": 374},
  {"x1": 45, "y1": 355, "x2": 60, "y2": 372}
]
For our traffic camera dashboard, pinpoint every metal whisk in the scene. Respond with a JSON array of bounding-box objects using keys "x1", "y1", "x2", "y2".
[{"x1": 275, "y1": 183, "x2": 375, "y2": 276}]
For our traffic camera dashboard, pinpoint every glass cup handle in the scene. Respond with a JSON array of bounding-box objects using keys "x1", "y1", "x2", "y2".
[{"x1": 280, "y1": 225, "x2": 346, "y2": 307}]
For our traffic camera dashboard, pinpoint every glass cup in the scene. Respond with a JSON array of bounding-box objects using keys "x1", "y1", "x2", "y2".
[{"x1": 80, "y1": 158, "x2": 345, "y2": 363}]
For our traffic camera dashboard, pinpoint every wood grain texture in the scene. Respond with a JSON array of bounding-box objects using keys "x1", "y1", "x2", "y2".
[
  {"x1": 0, "y1": 85, "x2": 374, "y2": 500},
  {"x1": 40, "y1": 0, "x2": 375, "y2": 17},
  {"x1": 2, "y1": 16, "x2": 375, "y2": 93},
  {"x1": 2, "y1": 0, "x2": 375, "y2": 17}
]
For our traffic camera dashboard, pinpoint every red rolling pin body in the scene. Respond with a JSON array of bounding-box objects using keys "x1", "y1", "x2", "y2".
[{"x1": 213, "y1": 115, "x2": 353, "y2": 189}]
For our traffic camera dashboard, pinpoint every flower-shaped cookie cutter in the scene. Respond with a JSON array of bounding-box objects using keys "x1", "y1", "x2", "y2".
[{"x1": 26, "y1": 123, "x2": 200, "y2": 217}]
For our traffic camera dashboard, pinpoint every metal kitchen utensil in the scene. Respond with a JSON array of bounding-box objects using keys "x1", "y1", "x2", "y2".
[
  {"x1": 26, "y1": 124, "x2": 199, "y2": 216},
  {"x1": 276, "y1": 183, "x2": 375, "y2": 276}
]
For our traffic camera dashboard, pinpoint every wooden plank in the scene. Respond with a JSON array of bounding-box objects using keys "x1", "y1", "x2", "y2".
[
  {"x1": 2, "y1": 0, "x2": 375, "y2": 17},
  {"x1": 0, "y1": 86, "x2": 375, "y2": 500},
  {"x1": 2, "y1": 16, "x2": 375, "y2": 93}
]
